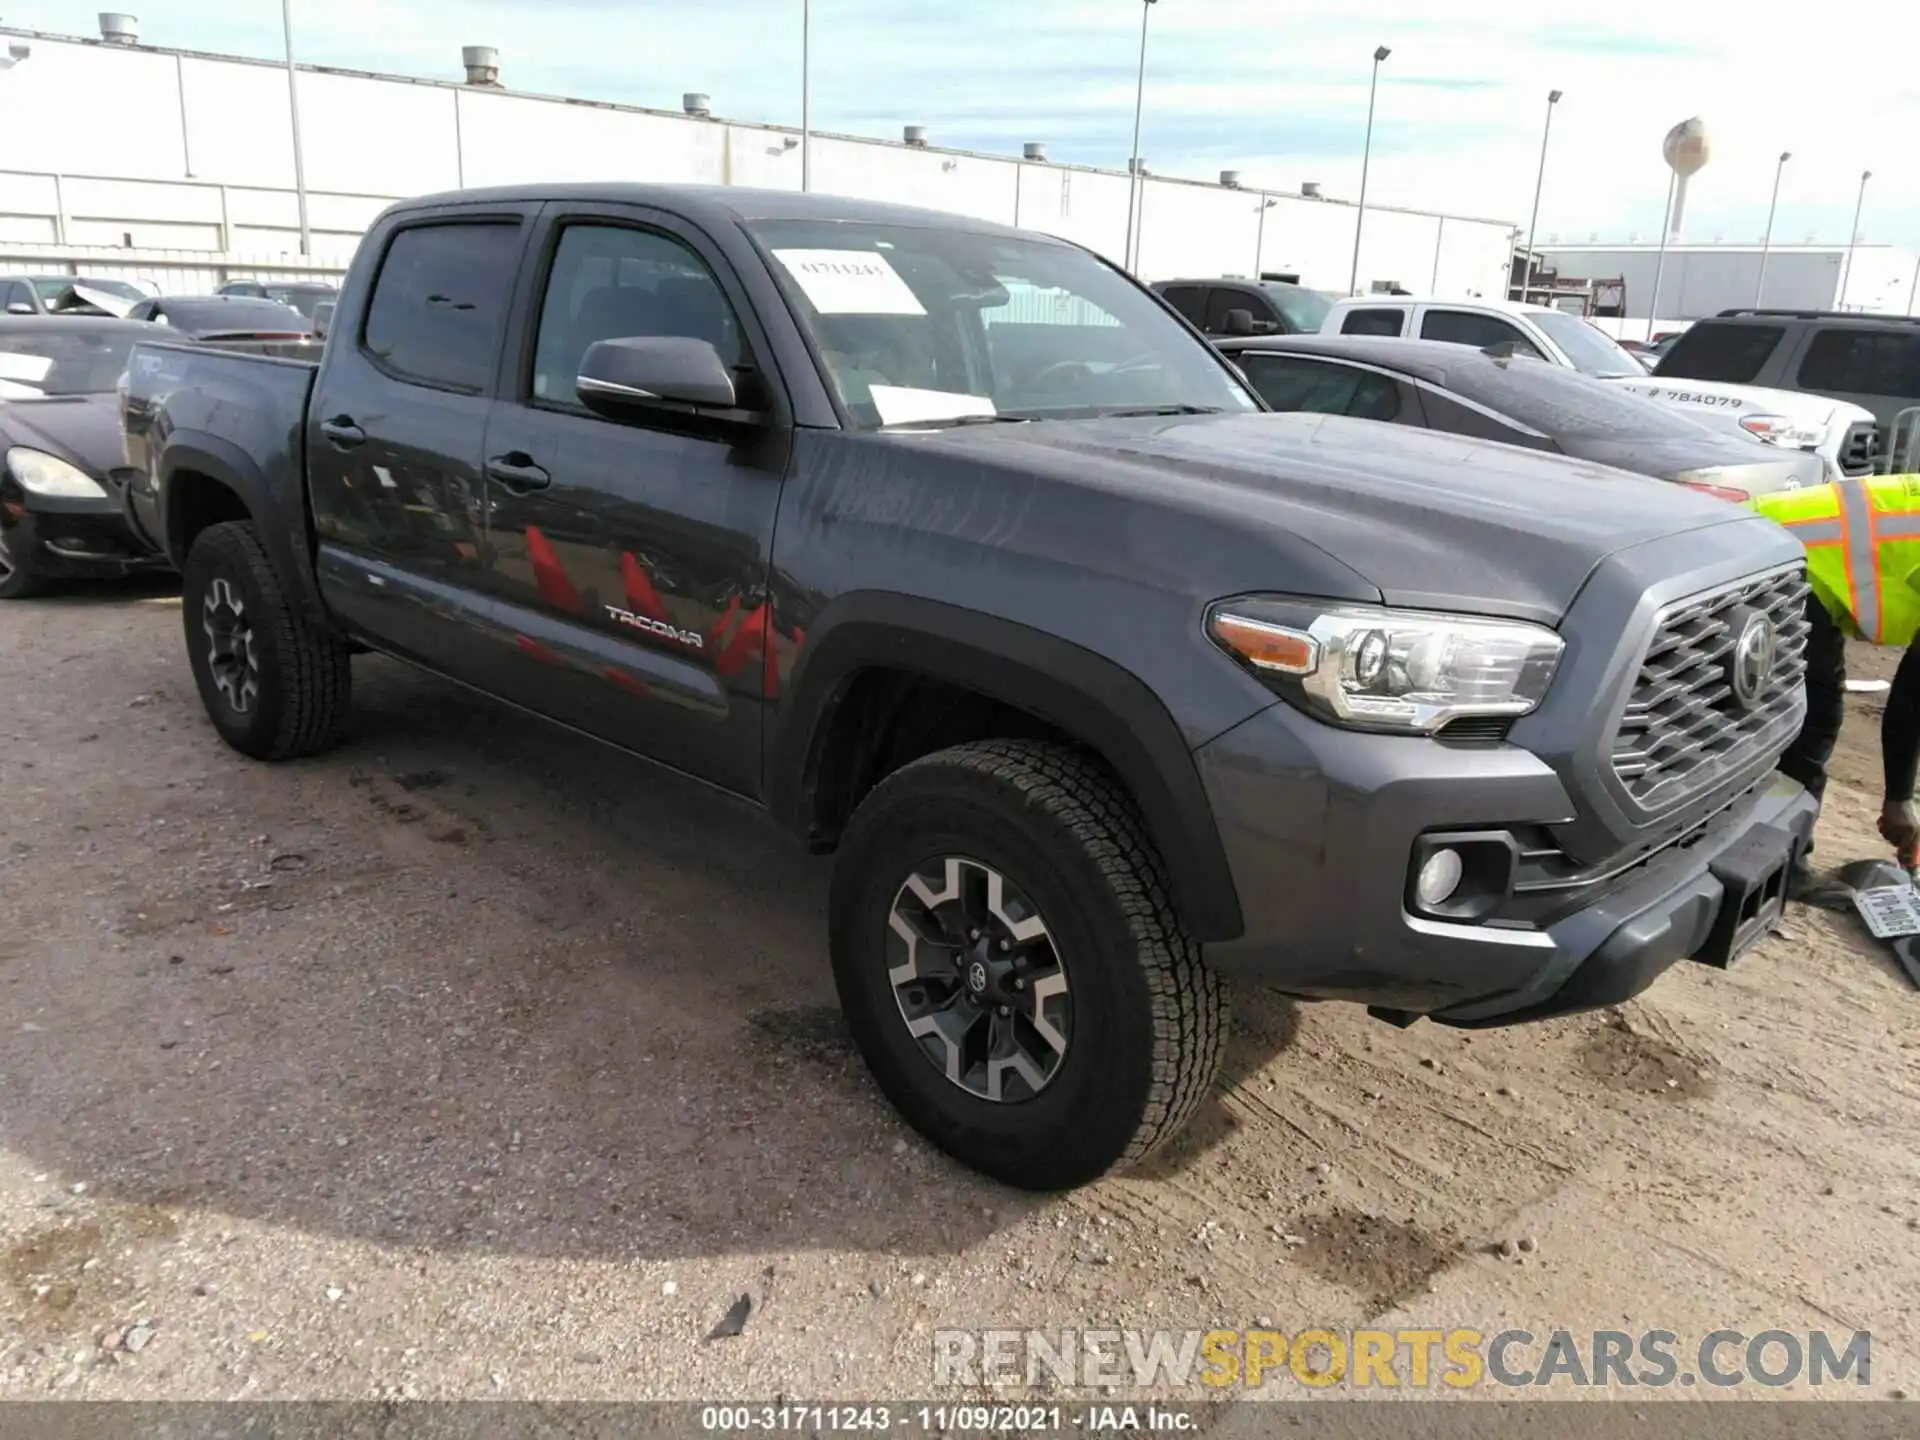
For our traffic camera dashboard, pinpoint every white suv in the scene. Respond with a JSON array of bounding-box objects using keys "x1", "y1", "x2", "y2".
[{"x1": 1320, "y1": 296, "x2": 1877, "y2": 481}]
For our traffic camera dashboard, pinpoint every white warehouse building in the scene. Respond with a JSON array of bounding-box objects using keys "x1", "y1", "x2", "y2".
[
  {"x1": 1540, "y1": 242, "x2": 1920, "y2": 330},
  {"x1": 0, "y1": 17, "x2": 1518, "y2": 298}
]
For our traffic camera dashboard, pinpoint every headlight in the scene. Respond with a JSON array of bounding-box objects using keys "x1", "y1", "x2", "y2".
[
  {"x1": 6, "y1": 447, "x2": 107, "y2": 499},
  {"x1": 1738, "y1": 414, "x2": 1821, "y2": 450},
  {"x1": 1207, "y1": 597, "x2": 1564, "y2": 734}
]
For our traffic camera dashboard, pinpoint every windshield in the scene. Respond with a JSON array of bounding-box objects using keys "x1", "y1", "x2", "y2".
[
  {"x1": 0, "y1": 330, "x2": 143, "y2": 396},
  {"x1": 31, "y1": 276, "x2": 145, "y2": 302},
  {"x1": 264, "y1": 285, "x2": 336, "y2": 319},
  {"x1": 747, "y1": 220, "x2": 1259, "y2": 427},
  {"x1": 1530, "y1": 310, "x2": 1644, "y2": 378},
  {"x1": 1444, "y1": 356, "x2": 1711, "y2": 440},
  {"x1": 1263, "y1": 284, "x2": 1331, "y2": 333}
]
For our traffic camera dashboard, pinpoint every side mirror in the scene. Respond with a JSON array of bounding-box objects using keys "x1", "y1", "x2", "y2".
[
  {"x1": 5, "y1": 302, "x2": 33, "y2": 316},
  {"x1": 1220, "y1": 308, "x2": 1257, "y2": 337},
  {"x1": 578, "y1": 336, "x2": 748, "y2": 421}
]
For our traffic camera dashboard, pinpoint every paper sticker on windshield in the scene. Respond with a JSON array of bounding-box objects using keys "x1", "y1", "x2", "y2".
[
  {"x1": 868, "y1": 386, "x2": 996, "y2": 426},
  {"x1": 772, "y1": 249, "x2": 926, "y2": 316}
]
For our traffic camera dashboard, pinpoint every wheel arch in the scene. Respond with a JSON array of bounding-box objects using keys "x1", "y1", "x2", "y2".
[
  {"x1": 767, "y1": 593, "x2": 1245, "y2": 943},
  {"x1": 160, "y1": 432, "x2": 331, "y2": 632}
]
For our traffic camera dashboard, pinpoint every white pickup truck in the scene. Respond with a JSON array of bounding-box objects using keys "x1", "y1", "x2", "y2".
[{"x1": 1320, "y1": 296, "x2": 1878, "y2": 482}]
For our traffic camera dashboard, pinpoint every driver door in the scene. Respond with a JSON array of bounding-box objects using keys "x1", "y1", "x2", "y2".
[{"x1": 472, "y1": 204, "x2": 791, "y2": 798}]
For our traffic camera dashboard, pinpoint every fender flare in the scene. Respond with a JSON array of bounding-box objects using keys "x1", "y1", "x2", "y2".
[
  {"x1": 768, "y1": 592, "x2": 1245, "y2": 942},
  {"x1": 161, "y1": 431, "x2": 331, "y2": 630}
]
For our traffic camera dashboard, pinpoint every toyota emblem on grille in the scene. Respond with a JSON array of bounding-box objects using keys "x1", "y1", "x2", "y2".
[{"x1": 1729, "y1": 609, "x2": 1777, "y2": 710}]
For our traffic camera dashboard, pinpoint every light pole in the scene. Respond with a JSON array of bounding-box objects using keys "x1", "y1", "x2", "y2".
[
  {"x1": 1754, "y1": 150, "x2": 1789, "y2": 306},
  {"x1": 801, "y1": 0, "x2": 812, "y2": 192},
  {"x1": 1255, "y1": 196, "x2": 1277, "y2": 277},
  {"x1": 1838, "y1": 168, "x2": 1871, "y2": 311},
  {"x1": 1518, "y1": 89, "x2": 1561, "y2": 304},
  {"x1": 1124, "y1": 0, "x2": 1157, "y2": 272},
  {"x1": 1348, "y1": 44, "x2": 1390, "y2": 296},
  {"x1": 281, "y1": 0, "x2": 312, "y2": 257}
]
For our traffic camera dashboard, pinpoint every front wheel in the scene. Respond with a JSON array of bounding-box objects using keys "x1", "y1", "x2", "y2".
[
  {"x1": 829, "y1": 739, "x2": 1228, "y2": 1190},
  {"x1": 181, "y1": 521, "x2": 351, "y2": 760},
  {"x1": 0, "y1": 525, "x2": 46, "y2": 599}
]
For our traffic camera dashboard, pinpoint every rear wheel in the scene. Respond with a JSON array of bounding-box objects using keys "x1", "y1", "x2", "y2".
[
  {"x1": 181, "y1": 521, "x2": 351, "y2": 760},
  {"x1": 829, "y1": 739, "x2": 1228, "y2": 1190}
]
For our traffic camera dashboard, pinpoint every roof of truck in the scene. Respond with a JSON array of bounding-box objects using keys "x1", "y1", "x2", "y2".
[{"x1": 393, "y1": 184, "x2": 1033, "y2": 238}]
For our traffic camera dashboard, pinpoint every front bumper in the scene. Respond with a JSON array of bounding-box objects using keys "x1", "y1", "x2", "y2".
[
  {"x1": 1, "y1": 491, "x2": 168, "y2": 578},
  {"x1": 1194, "y1": 699, "x2": 1816, "y2": 1027}
]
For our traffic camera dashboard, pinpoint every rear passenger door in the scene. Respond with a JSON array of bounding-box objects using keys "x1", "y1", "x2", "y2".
[
  {"x1": 305, "y1": 205, "x2": 536, "y2": 676},
  {"x1": 472, "y1": 204, "x2": 791, "y2": 798},
  {"x1": 1235, "y1": 353, "x2": 1422, "y2": 426}
]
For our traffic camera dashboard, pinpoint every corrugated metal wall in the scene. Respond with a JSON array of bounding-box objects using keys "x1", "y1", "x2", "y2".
[{"x1": 0, "y1": 28, "x2": 1517, "y2": 299}]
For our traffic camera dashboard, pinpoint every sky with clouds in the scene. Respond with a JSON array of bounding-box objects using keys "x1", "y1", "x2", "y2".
[{"x1": 9, "y1": 0, "x2": 1918, "y2": 246}]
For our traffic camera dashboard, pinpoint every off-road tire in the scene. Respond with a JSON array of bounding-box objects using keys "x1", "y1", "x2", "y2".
[
  {"x1": 181, "y1": 520, "x2": 351, "y2": 760},
  {"x1": 829, "y1": 738, "x2": 1228, "y2": 1190}
]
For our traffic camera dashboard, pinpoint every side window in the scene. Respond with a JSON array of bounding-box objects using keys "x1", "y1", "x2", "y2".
[
  {"x1": 1205, "y1": 288, "x2": 1278, "y2": 334},
  {"x1": 1159, "y1": 285, "x2": 1206, "y2": 325},
  {"x1": 1420, "y1": 309, "x2": 1542, "y2": 356},
  {"x1": 1655, "y1": 322, "x2": 1781, "y2": 382},
  {"x1": 1341, "y1": 307, "x2": 1405, "y2": 337},
  {"x1": 1796, "y1": 329, "x2": 1920, "y2": 399},
  {"x1": 530, "y1": 223, "x2": 744, "y2": 407},
  {"x1": 1238, "y1": 355, "x2": 1403, "y2": 421},
  {"x1": 361, "y1": 220, "x2": 523, "y2": 393}
]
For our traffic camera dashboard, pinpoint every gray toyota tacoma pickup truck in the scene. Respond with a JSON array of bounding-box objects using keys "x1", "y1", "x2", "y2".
[{"x1": 120, "y1": 184, "x2": 1816, "y2": 1189}]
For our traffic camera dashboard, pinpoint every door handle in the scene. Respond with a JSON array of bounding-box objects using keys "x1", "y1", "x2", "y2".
[
  {"x1": 319, "y1": 416, "x2": 365, "y2": 448},
  {"x1": 486, "y1": 452, "x2": 552, "y2": 493}
]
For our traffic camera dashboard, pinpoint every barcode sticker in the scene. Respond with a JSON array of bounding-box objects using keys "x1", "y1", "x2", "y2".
[{"x1": 1853, "y1": 885, "x2": 1920, "y2": 939}]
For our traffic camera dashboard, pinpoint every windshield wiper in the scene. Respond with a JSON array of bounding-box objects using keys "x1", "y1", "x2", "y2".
[
  {"x1": 1097, "y1": 404, "x2": 1226, "y2": 417},
  {"x1": 886, "y1": 413, "x2": 1035, "y2": 429}
]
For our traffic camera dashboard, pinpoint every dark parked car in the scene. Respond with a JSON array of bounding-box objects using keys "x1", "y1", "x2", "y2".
[
  {"x1": 1652, "y1": 309, "x2": 1920, "y2": 470},
  {"x1": 1152, "y1": 277, "x2": 1332, "y2": 337},
  {"x1": 124, "y1": 183, "x2": 1813, "y2": 1189},
  {"x1": 216, "y1": 278, "x2": 340, "y2": 320},
  {"x1": 126, "y1": 294, "x2": 313, "y2": 342},
  {"x1": 0, "y1": 316, "x2": 175, "y2": 596},
  {"x1": 3, "y1": 274, "x2": 151, "y2": 317},
  {"x1": 1216, "y1": 334, "x2": 1824, "y2": 500}
]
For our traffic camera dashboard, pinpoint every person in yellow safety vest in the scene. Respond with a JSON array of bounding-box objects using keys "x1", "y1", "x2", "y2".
[{"x1": 1749, "y1": 474, "x2": 1920, "y2": 881}]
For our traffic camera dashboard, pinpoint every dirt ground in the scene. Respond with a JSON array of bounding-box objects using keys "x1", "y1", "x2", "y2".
[{"x1": 2, "y1": 580, "x2": 1918, "y2": 1406}]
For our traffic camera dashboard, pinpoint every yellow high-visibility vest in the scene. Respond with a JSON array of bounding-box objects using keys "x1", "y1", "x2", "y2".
[{"x1": 1750, "y1": 475, "x2": 1920, "y2": 647}]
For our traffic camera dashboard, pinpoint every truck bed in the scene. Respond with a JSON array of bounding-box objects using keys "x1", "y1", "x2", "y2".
[{"x1": 122, "y1": 340, "x2": 319, "y2": 581}]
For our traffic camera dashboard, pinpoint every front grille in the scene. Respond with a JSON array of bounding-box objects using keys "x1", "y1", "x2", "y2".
[
  {"x1": 1609, "y1": 566, "x2": 1809, "y2": 814},
  {"x1": 1838, "y1": 421, "x2": 1879, "y2": 477}
]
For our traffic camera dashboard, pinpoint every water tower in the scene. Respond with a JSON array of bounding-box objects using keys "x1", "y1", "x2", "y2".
[{"x1": 1648, "y1": 117, "x2": 1709, "y2": 336}]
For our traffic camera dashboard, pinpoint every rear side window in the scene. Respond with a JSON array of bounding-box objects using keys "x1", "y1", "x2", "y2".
[
  {"x1": 1158, "y1": 285, "x2": 1206, "y2": 325},
  {"x1": 1795, "y1": 329, "x2": 1920, "y2": 399},
  {"x1": 1654, "y1": 321, "x2": 1782, "y2": 383},
  {"x1": 1341, "y1": 307, "x2": 1405, "y2": 337},
  {"x1": 362, "y1": 220, "x2": 523, "y2": 392},
  {"x1": 1238, "y1": 354, "x2": 1402, "y2": 421},
  {"x1": 1420, "y1": 309, "x2": 1542, "y2": 357}
]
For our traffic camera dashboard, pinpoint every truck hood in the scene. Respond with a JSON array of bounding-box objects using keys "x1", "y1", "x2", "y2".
[
  {"x1": 903, "y1": 411, "x2": 1764, "y2": 625},
  {"x1": 1606, "y1": 375, "x2": 1871, "y2": 431}
]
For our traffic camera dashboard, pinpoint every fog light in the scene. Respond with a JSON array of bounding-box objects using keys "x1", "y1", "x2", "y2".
[{"x1": 1416, "y1": 848, "x2": 1464, "y2": 909}]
